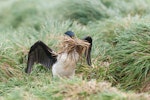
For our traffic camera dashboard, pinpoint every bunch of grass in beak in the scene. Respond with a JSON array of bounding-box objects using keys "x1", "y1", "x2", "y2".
[{"x1": 59, "y1": 36, "x2": 90, "y2": 58}]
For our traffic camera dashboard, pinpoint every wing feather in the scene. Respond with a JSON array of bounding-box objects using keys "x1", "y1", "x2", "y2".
[
  {"x1": 25, "y1": 41, "x2": 57, "y2": 73},
  {"x1": 83, "y1": 36, "x2": 92, "y2": 66}
]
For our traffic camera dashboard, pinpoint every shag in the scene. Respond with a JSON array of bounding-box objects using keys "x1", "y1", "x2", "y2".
[{"x1": 25, "y1": 31, "x2": 92, "y2": 78}]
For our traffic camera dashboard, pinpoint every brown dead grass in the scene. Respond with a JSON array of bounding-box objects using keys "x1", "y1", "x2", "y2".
[
  {"x1": 141, "y1": 78, "x2": 150, "y2": 92},
  {"x1": 54, "y1": 79, "x2": 150, "y2": 100},
  {"x1": 0, "y1": 63, "x2": 22, "y2": 82},
  {"x1": 142, "y1": 83, "x2": 150, "y2": 92},
  {"x1": 59, "y1": 36, "x2": 90, "y2": 56}
]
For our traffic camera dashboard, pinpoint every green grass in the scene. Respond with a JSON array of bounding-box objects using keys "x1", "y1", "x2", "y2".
[
  {"x1": 107, "y1": 22, "x2": 150, "y2": 91},
  {"x1": 0, "y1": 0, "x2": 150, "y2": 100}
]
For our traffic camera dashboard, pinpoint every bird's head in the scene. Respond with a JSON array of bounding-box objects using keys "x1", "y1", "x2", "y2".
[{"x1": 64, "y1": 31, "x2": 75, "y2": 38}]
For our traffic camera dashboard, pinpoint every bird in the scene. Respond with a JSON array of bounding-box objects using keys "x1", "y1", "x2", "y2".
[{"x1": 25, "y1": 31, "x2": 92, "y2": 78}]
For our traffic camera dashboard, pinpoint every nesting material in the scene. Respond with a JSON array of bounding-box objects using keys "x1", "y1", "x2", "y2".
[{"x1": 59, "y1": 36, "x2": 90, "y2": 57}]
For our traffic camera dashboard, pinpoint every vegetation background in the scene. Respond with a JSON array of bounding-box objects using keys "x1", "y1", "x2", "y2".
[{"x1": 0, "y1": 0, "x2": 150, "y2": 100}]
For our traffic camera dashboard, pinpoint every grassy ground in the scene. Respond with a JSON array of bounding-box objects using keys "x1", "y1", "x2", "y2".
[{"x1": 0, "y1": 0, "x2": 150, "y2": 100}]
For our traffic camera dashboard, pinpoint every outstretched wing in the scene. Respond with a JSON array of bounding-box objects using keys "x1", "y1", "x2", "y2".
[
  {"x1": 83, "y1": 36, "x2": 92, "y2": 66},
  {"x1": 25, "y1": 41, "x2": 57, "y2": 73}
]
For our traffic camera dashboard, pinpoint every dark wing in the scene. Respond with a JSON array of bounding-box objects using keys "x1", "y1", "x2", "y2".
[
  {"x1": 25, "y1": 41, "x2": 57, "y2": 73},
  {"x1": 83, "y1": 36, "x2": 92, "y2": 66}
]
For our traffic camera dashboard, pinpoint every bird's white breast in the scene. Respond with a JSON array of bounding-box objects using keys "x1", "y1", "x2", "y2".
[{"x1": 52, "y1": 51, "x2": 79, "y2": 78}]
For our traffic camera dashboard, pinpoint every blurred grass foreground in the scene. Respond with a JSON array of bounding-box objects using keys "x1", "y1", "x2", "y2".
[{"x1": 0, "y1": 0, "x2": 150, "y2": 100}]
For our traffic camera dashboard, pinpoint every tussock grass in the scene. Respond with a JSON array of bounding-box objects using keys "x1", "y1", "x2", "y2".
[
  {"x1": 57, "y1": 0, "x2": 150, "y2": 25},
  {"x1": 107, "y1": 22, "x2": 150, "y2": 91},
  {"x1": 0, "y1": 0, "x2": 150, "y2": 99},
  {"x1": 1, "y1": 77, "x2": 150, "y2": 100},
  {"x1": 0, "y1": 0, "x2": 61, "y2": 30}
]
